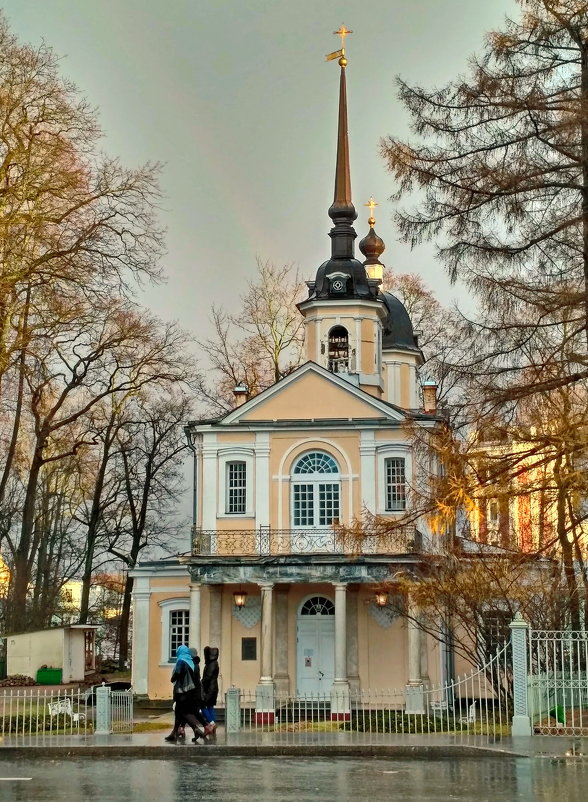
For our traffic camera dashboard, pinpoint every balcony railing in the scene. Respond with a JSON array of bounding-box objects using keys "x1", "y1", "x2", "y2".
[{"x1": 191, "y1": 526, "x2": 421, "y2": 557}]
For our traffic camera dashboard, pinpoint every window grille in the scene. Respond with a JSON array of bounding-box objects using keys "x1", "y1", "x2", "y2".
[
  {"x1": 169, "y1": 610, "x2": 189, "y2": 661},
  {"x1": 293, "y1": 452, "x2": 338, "y2": 474},
  {"x1": 318, "y1": 483, "x2": 339, "y2": 525},
  {"x1": 293, "y1": 483, "x2": 314, "y2": 526},
  {"x1": 300, "y1": 596, "x2": 335, "y2": 615},
  {"x1": 292, "y1": 452, "x2": 341, "y2": 527},
  {"x1": 385, "y1": 457, "x2": 406, "y2": 511},
  {"x1": 226, "y1": 460, "x2": 247, "y2": 514}
]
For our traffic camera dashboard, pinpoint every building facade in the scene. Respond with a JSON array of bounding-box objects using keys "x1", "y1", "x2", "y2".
[{"x1": 131, "y1": 52, "x2": 445, "y2": 714}]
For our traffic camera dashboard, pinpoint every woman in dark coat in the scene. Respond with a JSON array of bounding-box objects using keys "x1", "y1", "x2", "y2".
[
  {"x1": 201, "y1": 646, "x2": 219, "y2": 735},
  {"x1": 164, "y1": 645, "x2": 206, "y2": 743}
]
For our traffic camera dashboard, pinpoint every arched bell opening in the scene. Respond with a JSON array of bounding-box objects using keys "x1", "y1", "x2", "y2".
[{"x1": 328, "y1": 325, "x2": 349, "y2": 373}]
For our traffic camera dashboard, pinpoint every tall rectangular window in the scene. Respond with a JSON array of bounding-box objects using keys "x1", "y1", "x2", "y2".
[
  {"x1": 293, "y1": 483, "x2": 314, "y2": 526},
  {"x1": 385, "y1": 457, "x2": 406, "y2": 511},
  {"x1": 169, "y1": 610, "x2": 189, "y2": 661},
  {"x1": 318, "y1": 483, "x2": 340, "y2": 525},
  {"x1": 226, "y1": 461, "x2": 247, "y2": 514}
]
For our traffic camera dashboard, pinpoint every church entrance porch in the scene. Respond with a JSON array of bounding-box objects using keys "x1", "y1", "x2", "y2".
[{"x1": 296, "y1": 595, "x2": 335, "y2": 696}]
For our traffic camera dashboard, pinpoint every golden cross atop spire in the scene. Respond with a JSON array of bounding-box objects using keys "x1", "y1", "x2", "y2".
[
  {"x1": 334, "y1": 24, "x2": 352, "y2": 49},
  {"x1": 365, "y1": 196, "x2": 378, "y2": 227},
  {"x1": 326, "y1": 24, "x2": 352, "y2": 66}
]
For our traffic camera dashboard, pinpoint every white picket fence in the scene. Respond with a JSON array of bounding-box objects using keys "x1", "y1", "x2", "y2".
[{"x1": 0, "y1": 686, "x2": 133, "y2": 738}]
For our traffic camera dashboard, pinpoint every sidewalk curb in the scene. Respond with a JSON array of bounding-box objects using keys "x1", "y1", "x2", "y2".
[{"x1": 0, "y1": 743, "x2": 529, "y2": 759}]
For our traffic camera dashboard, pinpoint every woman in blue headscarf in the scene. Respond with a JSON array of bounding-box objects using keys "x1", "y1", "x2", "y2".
[{"x1": 164, "y1": 645, "x2": 206, "y2": 743}]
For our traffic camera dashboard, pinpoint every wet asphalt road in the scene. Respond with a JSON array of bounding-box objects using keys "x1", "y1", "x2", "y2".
[{"x1": 0, "y1": 756, "x2": 588, "y2": 801}]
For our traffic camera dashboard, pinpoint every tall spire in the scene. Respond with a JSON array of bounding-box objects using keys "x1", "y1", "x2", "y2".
[{"x1": 326, "y1": 26, "x2": 357, "y2": 259}]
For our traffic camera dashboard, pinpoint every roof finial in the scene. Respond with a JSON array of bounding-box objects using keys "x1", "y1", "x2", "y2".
[
  {"x1": 326, "y1": 25, "x2": 352, "y2": 67},
  {"x1": 365, "y1": 196, "x2": 378, "y2": 228}
]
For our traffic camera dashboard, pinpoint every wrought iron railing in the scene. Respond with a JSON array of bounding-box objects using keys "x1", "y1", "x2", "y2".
[{"x1": 191, "y1": 526, "x2": 421, "y2": 557}]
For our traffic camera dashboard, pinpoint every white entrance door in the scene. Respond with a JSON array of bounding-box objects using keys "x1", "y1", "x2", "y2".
[{"x1": 296, "y1": 596, "x2": 335, "y2": 696}]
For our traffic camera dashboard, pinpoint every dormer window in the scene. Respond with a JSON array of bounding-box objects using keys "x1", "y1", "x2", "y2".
[
  {"x1": 326, "y1": 271, "x2": 349, "y2": 295},
  {"x1": 328, "y1": 326, "x2": 349, "y2": 373}
]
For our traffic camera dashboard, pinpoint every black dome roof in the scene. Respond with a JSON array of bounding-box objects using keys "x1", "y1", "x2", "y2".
[
  {"x1": 309, "y1": 257, "x2": 373, "y2": 300},
  {"x1": 381, "y1": 292, "x2": 422, "y2": 353}
]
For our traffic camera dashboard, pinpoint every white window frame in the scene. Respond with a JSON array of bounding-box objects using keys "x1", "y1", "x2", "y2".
[
  {"x1": 159, "y1": 597, "x2": 189, "y2": 665},
  {"x1": 217, "y1": 448, "x2": 254, "y2": 518},
  {"x1": 376, "y1": 446, "x2": 412, "y2": 515},
  {"x1": 384, "y1": 456, "x2": 407, "y2": 512},
  {"x1": 226, "y1": 460, "x2": 247, "y2": 514},
  {"x1": 290, "y1": 451, "x2": 341, "y2": 528}
]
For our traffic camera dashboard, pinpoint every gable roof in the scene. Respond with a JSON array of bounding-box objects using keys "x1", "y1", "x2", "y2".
[{"x1": 192, "y1": 362, "x2": 438, "y2": 428}]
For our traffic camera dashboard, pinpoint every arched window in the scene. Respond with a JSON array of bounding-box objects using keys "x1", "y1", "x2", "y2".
[
  {"x1": 291, "y1": 451, "x2": 340, "y2": 528},
  {"x1": 328, "y1": 326, "x2": 349, "y2": 373},
  {"x1": 300, "y1": 596, "x2": 335, "y2": 616}
]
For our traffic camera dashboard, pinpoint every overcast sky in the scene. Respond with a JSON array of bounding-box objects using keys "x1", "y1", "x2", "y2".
[{"x1": 3, "y1": 0, "x2": 519, "y2": 341}]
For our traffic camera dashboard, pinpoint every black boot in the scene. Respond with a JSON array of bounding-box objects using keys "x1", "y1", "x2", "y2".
[
  {"x1": 164, "y1": 732, "x2": 177, "y2": 742},
  {"x1": 191, "y1": 728, "x2": 207, "y2": 743}
]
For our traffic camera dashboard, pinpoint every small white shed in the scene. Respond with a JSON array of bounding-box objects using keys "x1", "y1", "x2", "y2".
[{"x1": 6, "y1": 625, "x2": 98, "y2": 683}]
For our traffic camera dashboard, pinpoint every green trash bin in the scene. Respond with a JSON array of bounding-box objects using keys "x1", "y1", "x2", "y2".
[{"x1": 36, "y1": 667, "x2": 62, "y2": 685}]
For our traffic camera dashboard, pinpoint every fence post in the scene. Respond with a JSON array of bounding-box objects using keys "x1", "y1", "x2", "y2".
[
  {"x1": 509, "y1": 614, "x2": 532, "y2": 736},
  {"x1": 95, "y1": 683, "x2": 112, "y2": 735},
  {"x1": 225, "y1": 686, "x2": 241, "y2": 734}
]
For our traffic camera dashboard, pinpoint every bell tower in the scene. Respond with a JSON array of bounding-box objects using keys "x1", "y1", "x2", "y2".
[{"x1": 298, "y1": 33, "x2": 387, "y2": 398}]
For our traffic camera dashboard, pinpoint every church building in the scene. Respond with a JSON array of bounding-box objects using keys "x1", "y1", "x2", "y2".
[{"x1": 131, "y1": 42, "x2": 445, "y2": 716}]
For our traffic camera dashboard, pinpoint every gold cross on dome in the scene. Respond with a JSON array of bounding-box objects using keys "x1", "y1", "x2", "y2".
[
  {"x1": 365, "y1": 196, "x2": 378, "y2": 226},
  {"x1": 334, "y1": 24, "x2": 352, "y2": 50}
]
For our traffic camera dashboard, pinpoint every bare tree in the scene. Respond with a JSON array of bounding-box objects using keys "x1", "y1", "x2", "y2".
[
  {"x1": 105, "y1": 389, "x2": 192, "y2": 667},
  {"x1": 196, "y1": 259, "x2": 305, "y2": 412},
  {"x1": 381, "y1": 1, "x2": 588, "y2": 406}
]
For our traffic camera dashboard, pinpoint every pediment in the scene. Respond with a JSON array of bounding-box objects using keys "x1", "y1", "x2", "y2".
[{"x1": 220, "y1": 362, "x2": 405, "y2": 424}]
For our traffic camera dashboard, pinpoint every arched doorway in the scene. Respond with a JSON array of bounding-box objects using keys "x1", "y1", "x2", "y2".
[{"x1": 296, "y1": 595, "x2": 335, "y2": 696}]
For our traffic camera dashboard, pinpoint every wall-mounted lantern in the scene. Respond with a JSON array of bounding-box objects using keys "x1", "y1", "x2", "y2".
[
  {"x1": 233, "y1": 589, "x2": 248, "y2": 609},
  {"x1": 374, "y1": 590, "x2": 389, "y2": 608}
]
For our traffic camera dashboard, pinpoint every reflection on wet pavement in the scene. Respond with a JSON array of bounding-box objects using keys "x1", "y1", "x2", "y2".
[{"x1": 1, "y1": 756, "x2": 588, "y2": 801}]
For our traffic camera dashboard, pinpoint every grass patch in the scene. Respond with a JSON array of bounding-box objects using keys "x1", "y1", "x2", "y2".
[
  {"x1": 274, "y1": 720, "x2": 342, "y2": 733},
  {"x1": 132, "y1": 720, "x2": 169, "y2": 733}
]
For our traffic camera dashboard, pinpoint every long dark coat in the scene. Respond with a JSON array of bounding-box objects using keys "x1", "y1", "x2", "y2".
[{"x1": 201, "y1": 646, "x2": 219, "y2": 707}]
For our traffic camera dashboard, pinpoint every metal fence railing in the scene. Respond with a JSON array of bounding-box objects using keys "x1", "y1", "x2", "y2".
[
  {"x1": 0, "y1": 686, "x2": 133, "y2": 739},
  {"x1": 111, "y1": 689, "x2": 133, "y2": 733},
  {"x1": 229, "y1": 643, "x2": 512, "y2": 738},
  {"x1": 192, "y1": 525, "x2": 420, "y2": 556},
  {"x1": 0, "y1": 688, "x2": 90, "y2": 738},
  {"x1": 528, "y1": 629, "x2": 588, "y2": 735}
]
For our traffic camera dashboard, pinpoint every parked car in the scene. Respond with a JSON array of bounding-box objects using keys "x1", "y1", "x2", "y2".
[{"x1": 84, "y1": 681, "x2": 132, "y2": 705}]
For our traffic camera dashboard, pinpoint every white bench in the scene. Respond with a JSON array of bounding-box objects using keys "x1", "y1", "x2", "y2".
[{"x1": 48, "y1": 698, "x2": 85, "y2": 723}]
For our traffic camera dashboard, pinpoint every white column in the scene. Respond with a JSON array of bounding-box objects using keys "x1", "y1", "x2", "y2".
[
  {"x1": 359, "y1": 431, "x2": 376, "y2": 513},
  {"x1": 332, "y1": 582, "x2": 350, "y2": 720},
  {"x1": 256, "y1": 582, "x2": 275, "y2": 724},
  {"x1": 346, "y1": 585, "x2": 360, "y2": 694},
  {"x1": 201, "y1": 438, "x2": 218, "y2": 530},
  {"x1": 405, "y1": 591, "x2": 425, "y2": 714},
  {"x1": 259, "y1": 583, "x2": 274, "y2": 684},
  {"x1": 132, "y1": 581, "x2": 151, "y2": 696},
  {"x1": 189, "y1": 582, "x2": 202, "y2": 655},
  {"x1": 255, "y1": 432, "x2": 271, "y2": 529},
  {"x1": 208, "y1": 584, "x2": 222, "y2": 650},
  {"x1": 333, "y1": 583, "x2": 348, "y2": 683},
  {"x1": 273, "y1": 584, "x2": 290, "y2": 696},
  {"x1": 407, "y1": 593, "x2": 422, "y2": 683}
]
